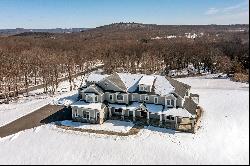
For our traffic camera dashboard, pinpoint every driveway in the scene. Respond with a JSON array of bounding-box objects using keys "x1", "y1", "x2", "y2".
[{"x1": 0, "y1": 105, "x2": 71, "y2": 138}]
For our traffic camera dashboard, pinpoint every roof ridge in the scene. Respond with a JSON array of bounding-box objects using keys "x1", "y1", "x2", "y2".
[{"x1": 116, "y1": 72, "x2": 129, "y2": 91}]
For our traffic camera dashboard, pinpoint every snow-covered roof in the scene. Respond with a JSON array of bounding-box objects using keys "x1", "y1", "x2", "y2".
[
  {"x1": 117, "y1": 73, "x2": 143, "y2": 92},
  {"x1": 139, "y1": 75, "x2": 156, "y2": 86},
  {"x1": 86, "y1": 73, "x2": 109, "y2": 83},
  {"x1": 55, "y1": 94, "x2": 79, "y2": 106},
  {"x1": 82, "y1": 84, "x2": 104, "y2": 94},
  {"x1": 154, "y1": 75, "x2": 175, "y2": 96},
  {"x1": 163, "y1": 108, "x2": 194, "y2": 118},
  {"x1": 145, "y1": 104, "x2": 163, "y2": 114},
  {"x1": 71, "y1": 101, "x2": 103, "y2": 110},
  {"x1": 126, "y1": 102, "x2": 142, "y2": 111},
  {"x1": 109, "y1": 104, "x2": 127, "y2": 110},
  {"x1": 85, "y1": 72, "x2": 187, "y2": 96}
]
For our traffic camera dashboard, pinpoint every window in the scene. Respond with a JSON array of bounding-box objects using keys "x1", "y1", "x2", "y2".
[
  {"x1": 139, "y1": 85, "x2": 148, "y2": 92},
  {"x1": 154, "y1": 97, "x2": 158, "y2": 104},
  {"x1": 144, "y1": 96, "x2": 149, "y2": 101},
  {"x1": 132, "y1": 94, "x2": 135, "y2": 101},
  {"x1": 167, "y1": 99, "x2": 171, "y2": 106},
  {"x1": 86, "y1": 94, "x2": 98, "y2": 103},
  {"x1": 171, "y1": 116, "x2": 175, "y2": 121},
  {"x1": 171, "y1": 100, "x2": 175, "y2": 107},
  {"x1": 166, "y1": 116, "x2": 171, "y2": 120},
  {"x1": 74, "y1": 109, "x2": 78, "y2": 117},
  {"x1": 109, "y1": 94, "x2": 113, "y2": 101},
  {"x1": 86, "y1": 95, "x2": 93, "y2": 102},
  {"x1": 166, "y1": 99, "x2": 174, "y2": 107},
  {"x1": 139, "y1": 85, "x2": 144, "y2": 91},
  {"x1": 83, "y1": 111, "x2": 90, "y2": 119},
  {"x1": 117, "y1": 94, "x2": 124, "y2": 101}
]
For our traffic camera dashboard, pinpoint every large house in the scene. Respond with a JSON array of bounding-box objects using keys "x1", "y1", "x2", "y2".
[{"x1": 70, "y1": 72, "x2": 200, "y2": 132}]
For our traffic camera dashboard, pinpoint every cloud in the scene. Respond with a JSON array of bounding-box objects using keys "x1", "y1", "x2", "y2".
[
  {"x1": 204, "y1": 0, "x2": 249, "y2": 23},
  {"x1": 223, "y1": 1, "x2": 249, "y2": 13},
  {"x1": 205, "y1": 8, "x2": 219, "y2": 15}
]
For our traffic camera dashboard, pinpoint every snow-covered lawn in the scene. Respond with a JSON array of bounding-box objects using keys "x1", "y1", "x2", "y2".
[
  {"x1": 60, "y1": 120, "x2": 134, "y2": 133},
  {"x1": 0, "y1": 77, "x2": 248, "y2": 164},
  {"x1": 0, "y1": 76, "x2": 84, "y2": 127}
]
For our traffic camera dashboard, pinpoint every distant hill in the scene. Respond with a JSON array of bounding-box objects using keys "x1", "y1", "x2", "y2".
[{"x1": 0, "y1": 28, "x2": 90, "y2": 36}]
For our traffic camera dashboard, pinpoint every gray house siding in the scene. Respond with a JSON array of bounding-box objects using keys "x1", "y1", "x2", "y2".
[{"x1": 104, "y1": 92, "x2": 129, "y2": 104}]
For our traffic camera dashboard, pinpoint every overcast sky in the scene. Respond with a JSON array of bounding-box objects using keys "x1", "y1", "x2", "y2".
[{"x1": 0, "y1": 0, "x2": 249, "y2": 29}]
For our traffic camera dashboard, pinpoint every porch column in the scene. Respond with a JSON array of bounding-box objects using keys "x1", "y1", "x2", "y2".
[
  {"x1": 133, "y1": 110, "x2": 135, "y2": 121},
  {"x1": 109, "y1": 108, "x2": 112, "y2": 118},
  {"x1": 121, "y1": 110, "x2": 124, "y2": 120},
  {"x1": 159, "y1": 113, "x2": 162, "y2": 126},
  {"x1": 175, "y1": 117, "x2": 178, "y2": 129}
]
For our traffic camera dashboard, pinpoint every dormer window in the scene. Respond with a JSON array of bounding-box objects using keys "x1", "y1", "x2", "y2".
[
  {"x1": 166, "y1": 99, "x2": 175, "y2": 107},
  {"x1": 117, "y1": 94, "x2": 124, "y2": 101},
  {"x1": 86, "y1": 94, "x2": 98, "y2": 103},
  {"x1": 139, "y1": 85, "x2": 149, "y2": 92}
]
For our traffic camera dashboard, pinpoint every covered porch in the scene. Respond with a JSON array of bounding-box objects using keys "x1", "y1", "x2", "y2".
[{"x1": 108, "y1": 102, "x2": 166, "y2": 125}]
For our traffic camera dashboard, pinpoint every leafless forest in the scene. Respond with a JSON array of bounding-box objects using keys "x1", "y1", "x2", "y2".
[{"x1": 0, "y1": 23, "x2": 249, "y2": 100}]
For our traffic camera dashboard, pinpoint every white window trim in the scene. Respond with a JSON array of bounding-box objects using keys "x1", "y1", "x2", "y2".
[
  {"x1": 139, "y1": 85, "x2": 148, "y2": 92},
  {"x1": 116, "y1": 93, "x2": 124, "y2": 101},
  {"x1": 109, "y1": 94, "x2": 113, "y2": 101},
  {"x1": 166, "y1": 99, "x2": 172, "y2": 106},
  {"x1": 74, "y1": 109, "x2": 78, "y2": 117},
  {"x1": 132, "y1": 94, "x2": 136, "y2": 101},
  {"x1": 154, "y1": 97, "x2": 158, "y2": 104},
  {"x1": 144, "y1": 96, "x2": 149, "y2": 101},
  {"x1": 86, "y1": 94, "x2": 97, "y2": 103},
  {"x1": 139, "y1": 85, "x2": 144, "y2": 91},
  {"x1": 83, "y1": 111, "x2": 90, "y2": 120},
  {"x1": 95, "y1": 96, "x2": 98, "y2": 102}
]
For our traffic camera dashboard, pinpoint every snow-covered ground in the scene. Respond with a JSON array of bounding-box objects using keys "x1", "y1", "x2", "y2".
[
  {"x1": 60, "y1": 120, "x2": 134, "y2": 133},
  {"x1": 0, "y1": 77, "x2": 248, "y2": 164},
  {"x1": 0, "y1": 76, "x2": 84, "y2": 127}
]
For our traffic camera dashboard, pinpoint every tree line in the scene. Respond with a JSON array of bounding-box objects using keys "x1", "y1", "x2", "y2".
[{"x1": 0, "y1": 23, "x2": 249, "y2": 101}]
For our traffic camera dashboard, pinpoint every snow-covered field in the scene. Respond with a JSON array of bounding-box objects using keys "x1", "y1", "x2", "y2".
[
  {"x1": 60, "y1": 120, "x2": 134, "y2": 133},
  {"x1": 0, "y1": 77, "x2": 249, "y2": 164},
  {"x1": 0, "y1": 76, "x2": 83, "y2": 127}
]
